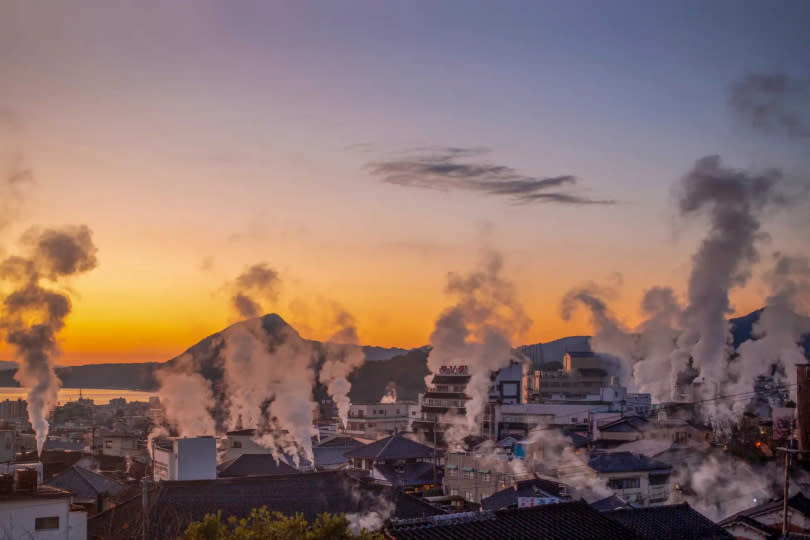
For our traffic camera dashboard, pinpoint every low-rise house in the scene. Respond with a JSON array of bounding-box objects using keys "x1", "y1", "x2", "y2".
[
  {"x1": 345, "y1": 433, "x2": 441, "y2": 493},
  {"x1": 480, "y1": 476, "x2": 570, "y2": 511},
  {"x1": 101, "y1": 433, "x2": 139, "y2": 458},
  {"x1": 217, "y1": 454, "x2": 300, "y2": 478},
  {"x1": 345, "y1": 402, "x2": 419, "y2": 439},
  {"x1": 558, "y1": 452, "x2": 672, "y2": 506},
  {"x1": 44, "y1": 465, "x2": 126, "y2": 514},
  {"x1": 719, "y1": 492, "x2": 810, "y2": 539},
  {"x1": 88, "y1": 470, "x2": 446, "y2": 539},
  {"x1": 0, "y1": 470, "x2": 87, "y2": 540}
]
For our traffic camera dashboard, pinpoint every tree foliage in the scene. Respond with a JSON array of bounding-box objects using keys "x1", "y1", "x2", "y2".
[{"x1": 180, "y1": 507, "x2": 384, "y2": 540}]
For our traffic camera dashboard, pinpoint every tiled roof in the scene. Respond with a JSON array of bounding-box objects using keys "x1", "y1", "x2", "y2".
[
  {"x1": 87, "y1": 471, "x2": 441, "y2": 540},
  {"x1": 373, "y1": 461, "x2": 439, "y2": 488},
  {"x1": 598, "y1": 416, "x2": 648, "y2": 433},
  {"x1": 42, "y1": 439, "x2": 86, "y2": 452},
  {"x1": 45, "y1": 466, "x2": 125, "y2": 499},
  {"x1": 217, "y1": 454, "x2": 300, "y2": 477},
  {"x1": 387, "y1": 500, "x2": 641, "y2": 540},
  {"x1": 719, "y1": 492, "x2": 810, "y2": 524},
  {"x1": 590, "y1": 494, "x2": 631, "y2": 512},
  {"x1": 587, "y1": 452, "x2": 671, "y2": 474},
  {"x1": 345, "y1": 433, "x2": 436, "y2": 460},
  {"x1": 604, "y1": 503, "x2": 733, "y2": 540},
  {"x1": 480, "y1": 477, "x2": 568, "y2": 511}
]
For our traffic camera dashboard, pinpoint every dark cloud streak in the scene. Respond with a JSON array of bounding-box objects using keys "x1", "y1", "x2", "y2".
[
  {"x1": 730, "y1": 73, "x2": 810, "y2": 139},
  {"x1": 368, "y1": 147, "x2": 614, "y2": 205}
]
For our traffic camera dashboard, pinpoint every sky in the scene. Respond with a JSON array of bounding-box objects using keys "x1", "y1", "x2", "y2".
[{"x1": 0, "y1": 1, "x2": 808, "y2": 365}]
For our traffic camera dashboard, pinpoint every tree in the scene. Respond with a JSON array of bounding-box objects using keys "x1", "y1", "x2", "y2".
[{"x1": 181, "y1": 507, "x2": 384, "y2": 540}]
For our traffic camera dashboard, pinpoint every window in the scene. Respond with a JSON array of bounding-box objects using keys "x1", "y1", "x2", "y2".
[
  {"x1": 447, "y1": 469, "x2": 457, "y2": 479},
  {"x1": 35, "y1": 517, "x2": 60, "y2": 530},
  {"x1": 231, "y1": 440, "x2": 242, "y2": 448},
  {"x1": 463, "y1": 470, "x2": 474, "y2": 480},
  {"x1": 105, "y1": 440, "x2": 113, "y2": 449},
  {"x1": 649, "y1": 474, "x2": 669, "y2": 486},
  {"x1": 479, "y1": 472, "x2": 490, "y2": 482},
  {"x1": 464, "y1": 491, "x2": 474, "y2": 502},
  {"x1": 450, "y1": 489, "x2": 458, "y2": 496},
  {"x1": 607, "y1": 477, "x2": 640, "y2": 490}
]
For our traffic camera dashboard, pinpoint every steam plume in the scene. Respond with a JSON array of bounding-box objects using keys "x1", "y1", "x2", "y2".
[
  {"x1": 0, "y1": 225, "x2": 98, "y2": 453},
  {"x1": 730, "y1": 73, "x2": 810, "y2": 139},
  {"x1": 426, "y1": 250, "x2": 530, "y2": 447},
  {"x1": 380, "y1": 382, "x2": 397, "y2": 404},
  {"x1": 230, "y1": 263, "x2": 280, "y2": 318},
  {"x1": 0, "y1": 111, "x2": 33, "y2": 233},
  {"x1": 672, "y1": 155, "x2": 785, "y2": 421},
  {"x1": 154, "y1": 356, "x2": 216, "y2": 438},
  {"x1": 318, "y1": 310, "x2": 365, "y2": 430}
]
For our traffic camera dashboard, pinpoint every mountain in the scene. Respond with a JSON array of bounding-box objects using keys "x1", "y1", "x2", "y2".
[{"x1": 0, "y1": 310, "x2": 806, "y2": 400}]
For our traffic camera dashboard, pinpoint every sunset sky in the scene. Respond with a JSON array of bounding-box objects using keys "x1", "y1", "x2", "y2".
[{"x1": 1, "y1": 1, "x2": 808, "y2": 365}]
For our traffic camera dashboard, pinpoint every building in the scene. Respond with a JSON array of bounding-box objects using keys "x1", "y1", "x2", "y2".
[
  {"x1": 719, "y1": 491, "x2": 810, "y2": 538},
  {"x1": 0, "y1": 398, "x2": 28, "y2": 420},
  {"x1": 101, "y1": 433, "x2": 139, "y2": 458},
  {"x1": 386, "y1": 500, "x2": 638, "y2": 539},
  {"x1": 480, "y1": 476, "x2": 570, "y2": 510},
  {"x1": 344, "y1": 433, "x2": 440, "y2": 492},
  {"x1": 412, "y1": 365, "x2": 472, "y2": 444},
  {"x1": 0, "y1": 470, "x2": 87, "y2": 539},
  {"x1": 489, "y1": 362, "x2": 524, "y2": 405},
  {"x1": 495, "y1": 402, "x2": 611, "y2": 439},
  {"x1": 345, "y1": 401, "x2": 419, "y2": 439},
  {"x1": 0, "y1": 429, "x2": 13, "y2": 463},
  {"x1": 559, "y1": 452, "x2": 672, "y2": 506},
  {"x1": 152, "y1": 436, "x2": 216, "y2": 482},
  {"x1": 531, "y1": 352, "x2": 611, "y2": 402},
  {"x1": 603, "y1": 504, "x2": 733, "y2": 540},
  {"x1": 217, "y1": 454, "x2": 300, "y2": 478},
  {"x1": 88, "y1": 470, "x2": 446, "y2": 539},
  {"x1": 44, "y1": 465, "x2": 125, "y2": 514}
]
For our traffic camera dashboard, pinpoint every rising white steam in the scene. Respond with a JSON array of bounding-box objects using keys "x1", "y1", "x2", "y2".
[
  {"x1": 318, "y1": 310, "x2": 365, "y2": 431},
  {"x1": 380, "y1": 382, "x2": 398, "y2": 404},
  {"x1": 154, "y1": 355, "x2": 216, "y2": 438},
  {"x1": 0, "y1": 226, "x2": 98, "y2": 454},
  {"x1": 426, "y1": 250, "x2": 531, "y2": 447}
]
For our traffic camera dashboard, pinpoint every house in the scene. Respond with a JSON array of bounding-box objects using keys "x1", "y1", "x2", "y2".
[
  {"x1": 217, "y1": 454, "x2": 300, "y2": 478},
  {"x1": 44, "y1": 465, "x2": 126, "y2": 514},
  {"x1": 345, "y1": 433, "x2": 441, "y2": 492},
  {"x1": 345, "y1": 401, "x2": 419, "y2": 439},
  {"x1": 387, "y1": 500, "x2": 639, "y2": 539},
  {"x1": 0, "y1": 470, "x2": 87, "y2": 540},
  {"x1": 604, "y1": 503, "x2": 733, "y2": 539},
  {"x1": 88, "y1": 470, "x2": 445, "y2": 539},
  {"x1": 311, "y1": 434, "x2": 364, "y2": 470},
  {"x1": 558, "y1": 452, "x2": 672, "y2": 506},
  {"x1": 100, "y1": 433, "x2": 139, "y2": 458},
  {"x1": 719, "y1": 492, "x2": 810, "y2": 538},
  {"x1": 479, "y1": 476, "x2": 570, "y2": 511}
]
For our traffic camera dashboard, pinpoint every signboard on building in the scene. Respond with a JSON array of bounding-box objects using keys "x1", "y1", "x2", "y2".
[
  {"x1": 439, "y1": 365, "x2": 469, "y2": 375},
  {"x1": 517, "y1": 496, "x2": 558, "y2": 508}
]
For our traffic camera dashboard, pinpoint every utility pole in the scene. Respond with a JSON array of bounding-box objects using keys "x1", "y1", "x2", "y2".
[{"x1": 776, "y1": 446, "x2": 809, "y2": 536}]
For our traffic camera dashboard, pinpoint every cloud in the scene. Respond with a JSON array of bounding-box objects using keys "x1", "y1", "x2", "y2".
[
  {"x1": 730, "y1": 73, "x2": 810, "y2": 139},
  {"x1": 368, "y1": 146, "x2": 614, "y2": 205}
]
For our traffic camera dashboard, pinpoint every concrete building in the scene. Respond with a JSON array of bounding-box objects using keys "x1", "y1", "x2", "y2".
[
  {"x1": 532, "y1": 352, "x2": 611, "y2": 402},
  {"x1": 0, "y1": 430, "x2": 13, "y2": 463},
  {"x1": 221, "y1": 429, "x2": 270, "y2": 463},
  {"x1": 0, "y1": 470, "x2": 87, "y2": 539},
  {"x1": 496, "y1": 402, "x2": 611, "y2": 439},
  {"x1": 412, "y1": 365, "x2": 471, "y2": 444},
  {"x1": 152, "y1": 436, "x2": 216, "y2": 482},
  {"x1": 101, "y1": 433, "x2": 139, "y2": 458},
  {"x1": 558, "y1": 452, "x2": 672, "y2": 506},
  {"x1": 0, "y1": 398, "x2": 27, "y2": 420},
  {"x1": 344, "y1": 401, "x2": 419, "y2": 439}
]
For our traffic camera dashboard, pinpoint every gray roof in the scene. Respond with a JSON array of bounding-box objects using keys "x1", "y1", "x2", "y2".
[
  {"x1": 588, "y1": 452, "x2": 671, "y2": 474},
  {"x1": 604, "y1": 503, "x2": 733, "y2": 540},
  {"x1": 44, "y1": 465, "x2": 125, "y2": 499},
  {"x1": 480, "y1": 477, "x2": 568, "y2": 511},
  {"x1": 373, "y1": 461, "x2": 439, "y2": 488},
  {"x1": 345, "y1": 434, "x2": 436, "y2": 460},
  {"x1": 217, "y1": 454, "x2": 300, "y2": 478}
]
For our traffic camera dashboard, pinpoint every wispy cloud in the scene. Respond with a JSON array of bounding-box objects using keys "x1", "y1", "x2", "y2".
[
  {"x1": 730, "y1": 73, "x2": 810, "y2": 139},
  {"x1": 368, "y1": 146, "x2": 614, "y2": 205}
]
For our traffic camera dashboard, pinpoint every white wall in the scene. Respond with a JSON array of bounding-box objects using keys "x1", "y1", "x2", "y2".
[
  {"x1": 175, "y1": 437, "x2": 216, "y2": 481},
  {"x1": 0, "y1": 497, "x2": 86, "y2": 540}
]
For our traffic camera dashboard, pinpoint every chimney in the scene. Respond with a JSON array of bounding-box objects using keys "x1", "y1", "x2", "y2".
[{"x1": 797, "y1": 364, "x2": 810, "y2": 461}]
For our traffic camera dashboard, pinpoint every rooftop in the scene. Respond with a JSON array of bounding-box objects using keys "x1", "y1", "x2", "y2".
[
  {"x1": 44, "y1": 465, "x2": 126, "y2": 499},
  {"x1": 387, "y1": 500, "x2": 639, "y2": 540},
  {"x1": 605, "y1": 503, "x2": 733, "y2": 540},
  {"x1": 217, "y1": 454, "x2": 300, "y2": 478},
  {"x1": 345, "y1": 433, "x2": 436, "y2": 461},
  {"x1": 587, "y1": 452, "x2": 671, "y2": 474},
  {"x1": 480, "y1": 477, "x2": 569, "y2": 511}
]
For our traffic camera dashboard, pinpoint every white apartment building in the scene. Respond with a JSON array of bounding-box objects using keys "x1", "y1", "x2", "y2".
[{"x1": 344, "y1": 402, "x2": 419, "y2": 439}]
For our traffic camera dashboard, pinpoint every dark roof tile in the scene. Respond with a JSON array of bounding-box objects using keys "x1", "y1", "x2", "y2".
[{"x1": 604, "y1": 503, "x2": 733, "y2": 540}]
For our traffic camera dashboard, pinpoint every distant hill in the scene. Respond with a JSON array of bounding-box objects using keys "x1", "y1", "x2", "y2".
[{"x1": 0, "y1": 309, "x2": 806, "y2": 400}]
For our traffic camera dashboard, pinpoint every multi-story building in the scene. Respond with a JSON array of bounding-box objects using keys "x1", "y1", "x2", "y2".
[
  {"x1": 344, "y1": 402, "x2": 419, "y2": 439},
  {"x1": 412, "y1": 365, "x2": 471, "y2": 444},
  {"x1": 0, "y1": 398, "x2": 27, "y2": 420},
  {"x1": 101, "y1": 433, "x2": 139, "y2": 458},
  {"x1": 558, "y1": 451, "x2": 672, "y2": 506},
  {"x1": 525, "y1": 352, "x2": 611, "y2": 402}
]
